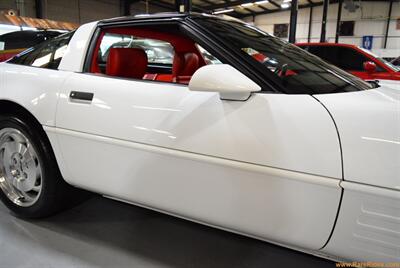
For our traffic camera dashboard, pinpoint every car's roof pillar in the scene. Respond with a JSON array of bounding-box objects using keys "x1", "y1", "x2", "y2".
[{"x1": 58, "y1": 21, "x2": 99, "y2": 73}]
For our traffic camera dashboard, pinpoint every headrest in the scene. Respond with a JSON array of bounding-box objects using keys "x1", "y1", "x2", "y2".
[
  {"x1": 172, "y1": 52, "x2": 199, "y2": 77},
  {"x1": 106, "y1": 48, "x2": 148, "y2": 79}
]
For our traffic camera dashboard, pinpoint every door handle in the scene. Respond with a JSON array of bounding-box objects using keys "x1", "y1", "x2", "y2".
[{"x1": 69, "y1": 91, "x2": 94, "y2": 102}]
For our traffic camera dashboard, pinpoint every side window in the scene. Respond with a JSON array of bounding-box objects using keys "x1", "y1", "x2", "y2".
[
  {"x1": 197, "y1": 44, "x2": 222, "y2": 65},
  {"x1": 96, "y1": 33, "x2": 174, "y2": 75},
  {"x1": 334, "y1": 47, "x2": 369, "y2": 71},
  {"x1": 8, "y1": 32, "x2": 73, "y2": 70},
  {"x1": 306, "y1": 46, "x2": 327, "y2": 59},
  {"x1": 305, "y1": 46, "x2": 338, "y2": 68},
  {"x1": 88, "y1": 25, "x2": 222, "y2": 85},
  {"x1": 304, "y1": 46, "x2": 383, "y2": 72},
  {"x1": 319, "y1": 47, "x2": 340, "y2": 67},
  {"x1": 141, "y1": 40, "x2": 174, "y2": 65}
]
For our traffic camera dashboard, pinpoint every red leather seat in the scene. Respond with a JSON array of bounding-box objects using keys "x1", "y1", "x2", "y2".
[
  {"x1": 143, "y1": 74, "x2": 174, "y2": 83},
  {"x1": 173, "y1": 52, "x2": 199, "y2": 84},
  {"x1": 155, "y1": 74, "x2": 174, "y2": 82},
  {"x1": 106, "y1": 48, "x2": 148, "y2": 79}
]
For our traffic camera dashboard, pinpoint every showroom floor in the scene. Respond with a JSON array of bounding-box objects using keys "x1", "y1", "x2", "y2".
[{"x1": 0, "y1": 196, "x2": 334, "y2": 268}]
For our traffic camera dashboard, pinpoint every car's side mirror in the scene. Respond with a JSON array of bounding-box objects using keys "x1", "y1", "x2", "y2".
[
  {"x1": 363, "y1": 61, "x2": 377, "y2": 73},
  {"x1": 188, "y1": 64, "x2": 261, "y2": 101}
]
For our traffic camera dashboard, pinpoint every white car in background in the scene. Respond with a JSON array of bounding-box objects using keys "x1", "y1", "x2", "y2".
[{"x1": 0, "y1": 13, "x2": 398, "y2": 263}]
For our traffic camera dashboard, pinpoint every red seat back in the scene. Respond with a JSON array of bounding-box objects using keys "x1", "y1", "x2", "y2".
[
  {"x1": 106, "y1": 48, "x2": 148, "y2": 79},
  {"x1": 173, "y1": 52, "x2": 199, "y2": 77}
]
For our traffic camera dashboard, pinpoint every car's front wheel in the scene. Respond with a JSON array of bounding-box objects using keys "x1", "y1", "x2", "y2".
[{"x1": 0, "y1": 115, "x2": 85, "y2": 218}]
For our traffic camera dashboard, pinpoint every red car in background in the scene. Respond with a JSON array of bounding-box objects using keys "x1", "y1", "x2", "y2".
[
  {"x1": 391, "y1": 56, "x2": 400, "y2": 67},
  {"x1": 296, "y1": 42, "x2": 400, "y2": 81},
  {"x1": 0, "y1": 30, "x2": 61, "y2": 62}
]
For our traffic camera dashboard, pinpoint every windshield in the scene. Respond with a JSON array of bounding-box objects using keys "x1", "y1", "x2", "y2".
[
  {"x1": 359, "y1": 47, "x2": 400, "y2": 72},
  {"x1": 194, "y1": 17, "x2": 373, "y2": 94},
  {"x1": 377, "y1": 57, "x2": 400, "y2": 72}
]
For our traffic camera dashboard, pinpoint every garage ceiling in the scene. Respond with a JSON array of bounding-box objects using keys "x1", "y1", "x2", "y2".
[{"x1": 146, "y1": 0, "x2": 393, "y2": 18}]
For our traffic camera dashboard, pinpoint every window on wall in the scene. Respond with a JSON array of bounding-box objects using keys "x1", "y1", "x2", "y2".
[
  {"x1": 89, "y1": 24, "x2": 221, "y2": 85},
  {"x1": 339, "y1": 21, "x2": 355, "y2": 36},
  {"x1": 273, "y1": 24, "x2": 289, "y2": 38}
]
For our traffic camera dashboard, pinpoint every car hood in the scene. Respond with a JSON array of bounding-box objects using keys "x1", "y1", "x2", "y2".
[
  {"x1": 314, "y1": 85, "x2": 400, "y2": 190},
  {"x1": 377, "y1": 79, "x2": 400, "y2": 90}
]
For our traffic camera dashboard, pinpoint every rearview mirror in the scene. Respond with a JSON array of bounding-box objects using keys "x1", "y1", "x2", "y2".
[
  {"x1": 188, "y1": 64, "x2": 261, "y2": 101},
  {"x1": 363, "y1": 61, "x2": 377, "y2": 73}
]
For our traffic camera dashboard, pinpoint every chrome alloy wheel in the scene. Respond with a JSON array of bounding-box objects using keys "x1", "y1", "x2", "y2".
[{"x1": 0, "y1": 128, "x2": 42, "y2": 207}]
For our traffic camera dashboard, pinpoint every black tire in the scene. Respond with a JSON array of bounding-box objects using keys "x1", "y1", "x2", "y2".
[{"x1": 0, "y1": 115, "x2": 88, "y2": 218}]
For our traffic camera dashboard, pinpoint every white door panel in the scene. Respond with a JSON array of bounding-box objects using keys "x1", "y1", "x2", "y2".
[
  {"x1": 49, "y1": 126, "x2": 341, "y2": 250},
  {"x1": 57, "y1": 73, "x2": 342, "y2": 178},
  {"x1": 54, "y1": 73, "x2": 343, "y2": 250}
]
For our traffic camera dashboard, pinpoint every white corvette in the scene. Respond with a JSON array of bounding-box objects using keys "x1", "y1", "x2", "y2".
[{"x1": 0, "y1": 13, "x2": 398, "y2": 262}]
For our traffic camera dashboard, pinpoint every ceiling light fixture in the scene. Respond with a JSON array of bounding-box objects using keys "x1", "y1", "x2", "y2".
[
  {"x1": 255, "y1": 0, "x2": 269, "y2": 4},
  {"x1": 213, "y1": 8, "x2": 235, "y2": 14},
  {"x1": 281, "y1": 3, "x2": 290, "y2": 8},
  {"x1": 241, "y1": 3, "x2": 254, "y2": 7}
]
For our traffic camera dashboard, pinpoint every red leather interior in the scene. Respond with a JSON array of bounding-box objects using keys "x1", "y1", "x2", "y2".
[
  {"x1": 91, "y1": 26, "x2": 208, "y2": 84},
  {"x1": 175, "y1": 76, "x2": 192, "y2": 85},
  {"x1": 105, "y1": 28, "x2": 205, "y2": 59},
  {"x1": 173, "y1": 53, "x2": 199, "y2": 77},
  {"x1": 106, "y1": 48, "x2": 148, "y2": 79},
  {"x1": 143, "y1": 74, "x2": 174, "y2": 82},
  {"x1": 156, "y1": 74, "x2": 174, "y2": 82},
  {"x1": 143, "y1": 52, "x2": 199, "y2": 84},
  {"x1": 90, "y1": 31, "x2": 105, "y2": 73}
]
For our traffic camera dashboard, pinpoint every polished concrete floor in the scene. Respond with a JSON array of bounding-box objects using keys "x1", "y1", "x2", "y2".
[{"x1": 0, "y1": 196, "x2": 333, "y2": 268}]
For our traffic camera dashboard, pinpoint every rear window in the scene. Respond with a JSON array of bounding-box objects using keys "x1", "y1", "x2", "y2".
[
  {"x1": 8, "y1": 31, "x2": 74, "y2": 70},
  {"x1": 0, "y1": 31, "x2": 61, "y2": 51}
]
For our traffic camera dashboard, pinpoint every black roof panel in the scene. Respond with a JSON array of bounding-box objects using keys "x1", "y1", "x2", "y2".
[
  {"x1": 100, "y1": 12, "x2": 190, "y2": 24},
  {"x1": 98, "y1": 12, "x2": 229, "y2": 25}
]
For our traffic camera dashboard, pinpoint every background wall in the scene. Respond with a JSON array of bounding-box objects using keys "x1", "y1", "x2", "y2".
[
  {"x1": 0, "y1": 0, "x2": 37, "y2": 18},
  {"x1": 0, "y1": 0, "x2": 169, "y2": 24},
  {"x1": 244, "y1": 1, "x2": 400, "y2": 57},
  {"x1": 45, "y1": 0, "x2": 120, "y2": 24},
  {"x1": 1, "y1": 0, "x2": 399, "y2": 56},
  {"x1": 0, "y1": 0, "x2": 170, "y2": 36}
]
